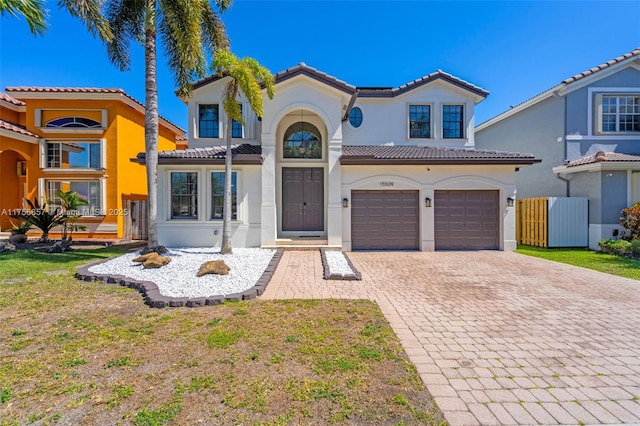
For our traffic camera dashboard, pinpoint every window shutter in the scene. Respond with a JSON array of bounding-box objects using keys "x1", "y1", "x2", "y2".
[
  {"x1": 39, "y1": 139, "x2": 46, "y2": 168},
  {"x1": 37, "y1": 178, "x2": 45, "y2": 204},
  {"x1": 100, "y1": 178, "x2": 107, "y2": 212},
  {"x1": 100, "y1": 138, "x2": 107, "y2": 169},
  {"x1": 243, "y1": 103, "x2": 254, "y2": 139},
  {"x1": 594, "y1": 93, "x2": 603, "y2": 134}
]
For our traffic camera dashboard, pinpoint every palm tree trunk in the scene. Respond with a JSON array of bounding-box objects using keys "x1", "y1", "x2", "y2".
[
  {"x1": 144, "y1": 0, "x2": 159, "y2": 248},
  {"x1": 221, "y1": 114, "x2": 233, "y2": 254}
]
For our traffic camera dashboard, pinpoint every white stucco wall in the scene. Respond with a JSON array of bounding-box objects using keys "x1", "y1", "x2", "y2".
[
  {"x1": 157, "y1": 164, "x2": 262, "y2": 247},
  {"x1": 343, "y1": 82, "x2": 478, "y2": 148}
]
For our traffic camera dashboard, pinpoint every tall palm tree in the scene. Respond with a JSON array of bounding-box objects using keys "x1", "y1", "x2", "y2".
[
  {"x1": 212, "y1": 49, "x2": 275, "y2": 254},
  {"x1": 79, "y1": 0, "x2": 229, "y2": 250},
  {"x1": 0, "y1": 0, "x2": 47, "y2": 34}
]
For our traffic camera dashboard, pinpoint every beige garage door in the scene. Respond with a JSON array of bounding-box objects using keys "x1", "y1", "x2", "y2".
[
  {"x1": 434, "y1": 190, "x2": 499, "y2": 250},
  {"x1": 351, "y1": 190, "x2": 419, "y2": 250}
]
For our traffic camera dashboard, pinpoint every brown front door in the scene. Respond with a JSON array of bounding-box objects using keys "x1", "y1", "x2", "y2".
[
  {"x1": 282, "y1": 167, "x2": 324, "y2": 232},
  {"x1": 434, "y1": 190, "x2": 499, "y2": 250}
]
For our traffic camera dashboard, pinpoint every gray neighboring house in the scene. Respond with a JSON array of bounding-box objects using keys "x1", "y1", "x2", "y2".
[{"x1": 476, "y1": 47, "x2": 640, "y2": 249}]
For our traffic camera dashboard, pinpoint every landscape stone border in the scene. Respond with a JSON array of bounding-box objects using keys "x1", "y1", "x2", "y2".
[
  {"x1": 75, "y1": 248, "x2": 284, "y2": 308},
  {"x1": 320, "y1": 248, "x2": 362, "y2": 280}
]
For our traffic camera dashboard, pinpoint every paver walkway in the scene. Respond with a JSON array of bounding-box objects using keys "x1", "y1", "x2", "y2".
[{"x1": 261, "y1": 250, "x2": 640, "y2": 425}]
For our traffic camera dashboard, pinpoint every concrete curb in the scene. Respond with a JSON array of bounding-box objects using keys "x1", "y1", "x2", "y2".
[
  {"x1": 75, "y1": 249, "x2": 284, "y2": 308},
  {"x1": 320, "y1": 248, "x2": 362, "y2": 280}
]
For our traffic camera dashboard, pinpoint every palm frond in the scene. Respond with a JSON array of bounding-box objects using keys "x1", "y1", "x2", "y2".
[
  {"x1": 200, "y1": 0, "x2": 229, "y2": 53},
  {"x1": 1, "y1": 0, "x2": 48, "y2": 35},
  {"x1": 104, "y1": 0, "x2": 145, "y2": 71},
  {"x1": 57, "y1": 0, "x2": 112, "y2": 42},
  {"x1": 159, "y1": 0, "x2": 209, "y2": 98},
  {"x1": 223, "y1": 79, "x2": 242, "y2": 123}
]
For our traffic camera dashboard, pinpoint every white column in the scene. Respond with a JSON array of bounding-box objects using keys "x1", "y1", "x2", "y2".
[
  {"x1": 327, "y1": 126, "x2": 343, "y2": 247},
  {"x1": 261, "y1": 133, "x2": 277, "y2": 246}
]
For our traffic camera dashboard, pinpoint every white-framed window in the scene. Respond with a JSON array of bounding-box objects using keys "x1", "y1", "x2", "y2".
[
  {"x1": 46, "y1": 141, "x2": 102, "y2": 169},
  {"x1": 599, "y1": 95, "x2": 640, "y2": 133},
  {"x1": 45, "y1": 180, "x2": 103, "y2": 216},
  {"x1": 442, "y1": 104, "x2": 464, "y2": 139},
  {"x1": 232, "y1": 104, "x2": 243, "y2": 138},
  {"x1": 409, "y1": 104, "x2": 431, "y2": 139},
  {"x1": 170, "y1": 172, "x2": 198, "y2": 219},
  {"x1": 283, "y1": 122, "x2": 323, "y2": 159},
  {"x1": 349, "y1": 106, "x2": 363, "y2": 128},
  {"x1": 198, "y1": 104, "x2": 219, "y2": 138},
  {"x1": 210, "y1": 171, "x2": 237, "y2": 220}
]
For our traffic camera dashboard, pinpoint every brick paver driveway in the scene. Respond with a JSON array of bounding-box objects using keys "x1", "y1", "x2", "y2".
[{"x1": 261, "y1": 250, "x2": 640, "y2": 425}]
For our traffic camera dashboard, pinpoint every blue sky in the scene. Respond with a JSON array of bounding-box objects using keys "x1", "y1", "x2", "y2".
[{"x1": 1, "y1": 1, "x2": 639, "y2": 133}]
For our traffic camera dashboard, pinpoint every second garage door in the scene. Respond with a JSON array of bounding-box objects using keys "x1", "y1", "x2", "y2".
[
  {"x1": 434, "y1": 190, "x2": 499, "y2": 250},
  {"x1": 351, "y1": 190, "x2": 419, "y2": 250}
]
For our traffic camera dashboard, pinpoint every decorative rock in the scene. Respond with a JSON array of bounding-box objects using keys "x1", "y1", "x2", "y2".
[
  {"x1": 139, "y1": 245, "x2": 169, "y2": 255},
  {"x1": 196, "y1": 260, "x2": 230, "y2": 277},
  {"x1": 132, "y1": 252, "x2": 159, "y2": 263},
  {"x1": 142, "y1": 255, "x2": 171, "y2": 269},
  {"x1": 0, "y1": 242, "x2": 16, "y2": 252}
]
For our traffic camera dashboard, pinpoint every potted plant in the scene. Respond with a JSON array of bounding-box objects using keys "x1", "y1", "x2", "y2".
[{"x1": 7, "y1": 220, "x2": 31, "y2": 244}]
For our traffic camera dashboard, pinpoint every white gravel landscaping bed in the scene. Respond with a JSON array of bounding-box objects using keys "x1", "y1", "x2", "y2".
[
  {"x1": 325, "y1": 250, "x2": 355, "y2": 275},
  {"x1": 88, "y1": 248, "x2": 276, "y2": 298}
]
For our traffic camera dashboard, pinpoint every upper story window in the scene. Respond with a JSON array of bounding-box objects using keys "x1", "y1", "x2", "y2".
[
  {"x1": 409, "y1": 105, "x2": 431, "y2": 138},
  {"x1": 442, "y1": 105, "x2": 464, "y2": 139},
  {"x1": 171, "y1": 172, "x2": 198, "y2": 219},
  {"x1": 283, "y1": 122, "x2": 322, "y2": 159},
  {"x1": 601, "y1": 95, "x2": 639, "y2": 133},
  {"x1": 349, "y1": 107, "x2": 363, "y2": 128},
  {"x1": 199, "y1": 104, "x2": 219, "y2": 138},
  {"x1": 47, "y1": 141, "x2": 101, "y2": 169},
  {"x1": 232, "y1": 104, "x2": 243, "y2": 138},
  {"x1": 211, "y1": 171, "x2": 237, "y2": 220},
  {"x1": 46, "y1": 117, "x2": 102, "y2": 128}
]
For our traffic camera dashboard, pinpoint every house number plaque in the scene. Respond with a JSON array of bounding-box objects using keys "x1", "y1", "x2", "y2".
[{"x1": 379, "y1": 181, "x2": 395, "y2": 187}]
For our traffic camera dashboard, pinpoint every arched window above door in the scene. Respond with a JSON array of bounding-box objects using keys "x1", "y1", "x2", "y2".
[{"x1": 283, "y1": 122, "x2": 322, "y2": 159}]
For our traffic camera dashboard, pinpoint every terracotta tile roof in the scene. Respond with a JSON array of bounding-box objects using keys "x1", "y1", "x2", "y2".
[
  {"x1": 193, "y1": 64, "x2": 488, "y2": 98},
  {"x1": 132, "y1": 144, "x2": 263, "y2": 165},
  {"x1": 0, "y1": 92, "x2": 26, "y2": 106},
  {"x1": 341, "y1": 145, "x2": 539, "y2": 165},
  {"x1": 358, "y1": 69, "x2": 488, "y2": 98},
  {"x1": 5, "y1": 87, "x2": 185, "y2": 134},
  {"x1": 563, "y1": 47, "x2": 640, "y2": 84},
  {"x1": 0, "y1": 118, "x2": 38, "y2": 138},
  {"x1": 567, "y1": 151, "x2": 640, "y2": 167}
]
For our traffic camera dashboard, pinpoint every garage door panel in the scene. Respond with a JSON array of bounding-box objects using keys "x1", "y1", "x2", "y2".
[
  {"x1": 352, "y1": 190, "x2": 419, "y2": 250},
  {"x1": 434, "y1": 190, "x2": 499, "y2": 250}
]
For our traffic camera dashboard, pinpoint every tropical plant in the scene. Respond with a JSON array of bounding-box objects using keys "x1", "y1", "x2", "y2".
[
  {"x1": 211, "y1": 49, "x2": 275, "y2": 254},
  {"x1": 92, "y1": 0, "x2": 229, "y2": 251},
  {"x1": 10, "y1": 198, "x2": 65, "y2": 242},
  {"x1": 7, "y1": 220, "x2": 31, "y2": 234},
  {"x1": 620, "y1": 202, "x2": 640, "y2": 240},
  {"x1": 51, "y1": 189, "x2": 89, "y2": 242}
]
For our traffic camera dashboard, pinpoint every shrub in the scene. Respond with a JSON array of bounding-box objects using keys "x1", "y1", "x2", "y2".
[
  {"x1": 631, "y1": 239, "x2": 640, "y2": 255},
  {"x1": 620, "y1": 202, "x2": 640, "y2": 240},
  {"x1": 599, "y1": 239, "x2": 633, "y2": 256}
]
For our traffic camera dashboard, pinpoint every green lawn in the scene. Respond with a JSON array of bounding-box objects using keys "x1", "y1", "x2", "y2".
[
  {"x1": 517, "y1": 245, "x2": 640, "y2": 280},
  {"x1": 0, "y1": 247, "x2": 446, "y2": 425}
]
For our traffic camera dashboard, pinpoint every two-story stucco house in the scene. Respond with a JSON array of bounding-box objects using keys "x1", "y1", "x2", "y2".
[
  {"x1": 476, "y1": 48, "x2": 640, "y2": 249},
  {"x1": 135, "y1": 64, "x2": 539, "y2": 251},
  {"x1": 0, "y1": 87, "x2": 184, "y2": 239}
]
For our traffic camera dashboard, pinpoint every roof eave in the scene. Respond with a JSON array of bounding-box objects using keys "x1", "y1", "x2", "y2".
[
  {"x1": 340, "y1": 157, "x2": 541, "y2": 166},
  {"x1": 554, "y1": 161, "x2": 640, "y2": 174},
  {"x1": 132, "y1": 155, "x2": 263, "y2": 166}
]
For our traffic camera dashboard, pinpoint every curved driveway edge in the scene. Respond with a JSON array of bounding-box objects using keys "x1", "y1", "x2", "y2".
[
  {"x1": 76, "y1": 248, "x2": 284, "y2": 308},
  {"x1": 261, "y1": 250, "x2": 640, "y2": 426}
]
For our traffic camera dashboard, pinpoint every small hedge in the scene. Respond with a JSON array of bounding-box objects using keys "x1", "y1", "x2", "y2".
[{"x1": 599, "y1": 239, "x2": 640, "y2": 258}]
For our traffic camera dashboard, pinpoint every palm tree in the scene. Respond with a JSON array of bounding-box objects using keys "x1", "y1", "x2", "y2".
[
  {"x1": 0, "y1": 0, "x2": 47, "y2": 34},
  {"x1": 80, "y1": 0, "x2": 229, "y2": 251},
  {"x1": 212, "y1": 49, "x2": 275, "y2": 254}
]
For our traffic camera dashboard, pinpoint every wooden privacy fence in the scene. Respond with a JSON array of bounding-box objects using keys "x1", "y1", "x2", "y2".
[
  {"x1": 123, "y1": 197, "x2": 148, "y2": 240},
  {"x1": 516, "y1": 197, "x2": 588, "y2": 248},
  {"x1": 517, "y1": 197, "x2": 548, "y2": 247}
]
